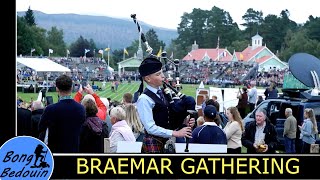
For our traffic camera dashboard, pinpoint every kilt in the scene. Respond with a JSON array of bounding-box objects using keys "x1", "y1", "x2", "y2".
[{"x1": 142, "y1": 133, "x2": 168, "y2": 153}]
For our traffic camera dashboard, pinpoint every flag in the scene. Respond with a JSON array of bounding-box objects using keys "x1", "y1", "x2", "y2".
[
  {"x1": 240, "y1": 53, "x2": 244, "y2": 60},
  {"x1": 156, "y1": 46, "x2": 162, "y2": 57},
  {"x1": 169, "y1": 52, "x2": 173, "y2": 59},
  {"x1": 105, "y1": 48, "x2": 110, "y2": 51},
  {"x1": 66, "y1": 49, "x2": 70, "y2": 54},
  {"x1": 49, "y1": 49, "x2": 53, "y2": 54},
  {"x1": 85, "y1": 49, "x2": 90, "y2": 54},
  {"x1": 223, "y1": 51, "x2": 227, "y2": 57},
  {"x1": 98, "y1": 49, "x2": 103, "y2": 54},
  {"x1": 219, "y1": 51, "x2": 227, "y2": 58},
  {"x1": 124, "y1": 48, "x2": 129, "y2": 56},
  {"x1": 31, "y1": 48, "x2": 35, "y2": 53}
]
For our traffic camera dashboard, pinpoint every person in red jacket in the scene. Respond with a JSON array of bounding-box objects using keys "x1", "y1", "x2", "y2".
[{"x1": 74, "y1": 84, "x2": 107, "y2": 120}]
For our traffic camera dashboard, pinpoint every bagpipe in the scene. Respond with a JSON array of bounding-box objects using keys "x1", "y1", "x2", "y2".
[{"x1": 130, "y1": 14, "x2": 197, "y2": 131}]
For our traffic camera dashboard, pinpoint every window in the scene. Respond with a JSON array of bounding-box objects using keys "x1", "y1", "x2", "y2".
[
  {"x1": 250, "y1": 101, "x2": 268, "y2": 118},
  {"x1": 310, "y1": 107, "x2": 320, "y2": 122}
]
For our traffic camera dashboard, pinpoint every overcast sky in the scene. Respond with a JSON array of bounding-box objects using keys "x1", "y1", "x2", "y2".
[{"x1": 16, "y1": 0, "x2": 320, "y2": 30}]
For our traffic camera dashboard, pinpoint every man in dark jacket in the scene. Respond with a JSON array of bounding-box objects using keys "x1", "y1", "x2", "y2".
[
  {"x1": 242, "y1": 108, "x2": 279, "y2": 153},
  {"x1": 39, "y1": 74, "x2": 86, "y2": 153}
]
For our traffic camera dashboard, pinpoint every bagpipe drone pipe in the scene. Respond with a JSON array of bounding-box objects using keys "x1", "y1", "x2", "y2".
[{"x1": 130, "y1": 14, "x2": 197, "y2": 131}]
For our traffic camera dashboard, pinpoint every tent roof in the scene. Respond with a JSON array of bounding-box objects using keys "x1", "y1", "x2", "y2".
[
  {"x1": 16, "y1": 57, "x2": 70, "y2": 72},
  {"x1": 107, "y1": 66, "x2": 114, "y2": 72}
]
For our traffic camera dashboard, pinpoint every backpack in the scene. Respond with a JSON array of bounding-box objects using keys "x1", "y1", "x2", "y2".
[{"x1": 218, "y1": 112, "x2": 228, "y2": 128}]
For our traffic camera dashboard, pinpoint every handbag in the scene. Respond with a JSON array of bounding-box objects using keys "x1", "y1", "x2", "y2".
[
  {"x1": 163, "y1": 137, "x2": 176, "y2": 153},
  {"x1": 310, "y1": 134, "x2": 319, "y2": 153},
  {"x1": 310, "y1": 144, "x2": 319, "y2": 153}
]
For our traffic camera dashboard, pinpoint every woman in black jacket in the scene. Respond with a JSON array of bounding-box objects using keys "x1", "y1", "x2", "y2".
[{"x1": 80, "y1": 99, "x2": 108, "y2": 153}]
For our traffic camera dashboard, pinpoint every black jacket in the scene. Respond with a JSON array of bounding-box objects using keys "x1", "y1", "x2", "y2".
[
  {"x1": 242, "y1": 121, "x2": 279, "y2": 153},
  {"x1": 79, "y1": 116, "x2": 108, "y2": 153},
  {"x1": 31, "y1": 109, "x2": 44, "y2": 138},
  {"x1": 17, "y1": 108, "x2": 32, "y2": 136},
  {"x1": 39, "y1": 99, "x2": 86, "y2": 153}
]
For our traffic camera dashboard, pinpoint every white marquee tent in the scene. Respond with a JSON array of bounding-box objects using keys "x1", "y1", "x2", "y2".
[{"x1": 16, "y1": 57, "x2": 70, "y2": 72}]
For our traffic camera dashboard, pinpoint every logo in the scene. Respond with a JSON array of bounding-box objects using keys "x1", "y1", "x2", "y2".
[{"x1": 0, "y1": 136, "x2": 54, "y2": 179}]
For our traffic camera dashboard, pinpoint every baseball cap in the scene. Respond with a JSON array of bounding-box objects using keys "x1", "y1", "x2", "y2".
[{"x1": 204, "y1": 105, "x2": 217, "y2": 119}]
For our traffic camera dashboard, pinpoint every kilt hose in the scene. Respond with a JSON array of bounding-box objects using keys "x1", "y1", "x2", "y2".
[{"x1": 142, "y1": 133, "x2": 168, "y2": 153}]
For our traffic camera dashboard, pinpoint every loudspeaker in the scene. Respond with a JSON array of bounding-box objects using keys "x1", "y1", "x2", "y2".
[{"x1": 46, "y1": 96, "x2": 54, "y2": 105}]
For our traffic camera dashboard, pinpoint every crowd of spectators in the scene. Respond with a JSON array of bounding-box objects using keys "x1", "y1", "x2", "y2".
[{"x1": 179, "y1": 60, "x2": 288, "y2": 88}]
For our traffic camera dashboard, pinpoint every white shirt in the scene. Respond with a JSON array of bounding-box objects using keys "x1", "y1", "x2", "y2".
[{"x1": 248, "y1": 86, "x2": 257, "y2": 104}]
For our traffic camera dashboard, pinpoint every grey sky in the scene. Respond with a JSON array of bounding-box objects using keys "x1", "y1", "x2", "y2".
[{"x1": 16, "y1": 0, "x2": 320, "y2": 29}]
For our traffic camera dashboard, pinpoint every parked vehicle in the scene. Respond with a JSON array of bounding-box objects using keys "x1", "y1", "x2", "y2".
[{"x1": 243, "y1": 89, "x2": 320, "y2": 152}]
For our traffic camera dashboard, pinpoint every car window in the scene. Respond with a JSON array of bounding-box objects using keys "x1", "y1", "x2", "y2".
[
  {"x1": 267, "y1": 101, "x2": 282, "y2": 125},
  {"x1": 250, "y1": 101, "x2": 268, "y2": 118},
  {"x1": 278, "y1": 103, "x2": 300, "y2": 120},
  {"x1": 269, "y1": 101, "x2": 281, "y2": 116},
  {"x1": 305, "y1": 103, "x2": 320, "y2": 119},
  {"x1": 310, "y1": 106, "x2": 320, "y2": 122},
  {"x1": 305, "y1": 105, "x2": 320, "y2": 133}
]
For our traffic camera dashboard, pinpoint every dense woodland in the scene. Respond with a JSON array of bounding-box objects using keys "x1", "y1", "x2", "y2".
[{"x1": 17, "y1": 6, "x2": 320, "y2": 69}]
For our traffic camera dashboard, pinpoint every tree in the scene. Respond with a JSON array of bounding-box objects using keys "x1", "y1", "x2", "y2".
[
  {"x1": 88, "y1": 38, "x2": 97, "y2": 57},
  {"x1": 241, "y1": 8, "x2": 263, "y2": 39},
  {"x1": 17, "y1": 16, "x2": 31, "y2": 55},
  {"x1": 304, "y1": 15, "x2": 320, "y2": 42},
  {"x1": 174, "y1": 6, "x2": 241, "y2": 59},
  {"x1": 186, "y1": 8, "x2": 209, "y2": 48},
  {"x1": 228, "y1": 40, "x2": 250, "y2": 53},
  {"x1": 24, "y1": 6, "x2": 36, "y2": 26},
  {"x1": 259, "y1": 10, "x2": 297, "y2": 53},
  {"x1": 175, "y1": 12, "x2": 193, "y2": 57},
  {"x1": 205, "y1": 6, "x2": 241, "y2": 48},
  {"x1": 46, "y1": 26, "x2": 67, "y2": 56},
  {"x1": 145, "y1": 29, "x2": 166, "y2": 54},
  {"x1": 279, "y1": 29, "x2": 320, "y2": 61},
  {"x1": 69, "y1": 36, "x2": 94, "y2": 57},
  {"x1": 17, "y1": 16, "x2": 47, "y2": 56}
]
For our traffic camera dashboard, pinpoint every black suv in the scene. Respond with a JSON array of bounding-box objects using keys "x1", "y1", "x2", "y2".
[{"x1": 243, "y1": 91, "x2": 320, "y2": 152}]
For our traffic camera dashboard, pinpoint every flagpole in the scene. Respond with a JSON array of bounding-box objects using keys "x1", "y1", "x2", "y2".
[
  {"x1": 123, "y1": 48, "x2": 125, "y2": 60},
  {"x1": 48, "y1": 49, "x2": 50, "y2": 57},
  {"x1": 31, "y1": 49, "x2": 32, "y2": 57},
  {"x1": 102, "y1": 50, "x2": 104, "y2": 64},
  {"x1": 217, "y1": 36, "x2": 220, "y2": 61},
  {"x1": 107, "y1": 45, "x2": 110, "y2": 68},
  {"x1": 93, "y1": 49, "x2": 95, "y2": 62}
]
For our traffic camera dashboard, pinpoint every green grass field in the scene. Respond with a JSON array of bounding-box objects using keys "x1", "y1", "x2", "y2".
[
  {"x1": 17, "y1": 81, "x2": 212, "y2": 103},
  {"x1": 16, "y1": 81, "x2": 273, "y2": 104}
]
